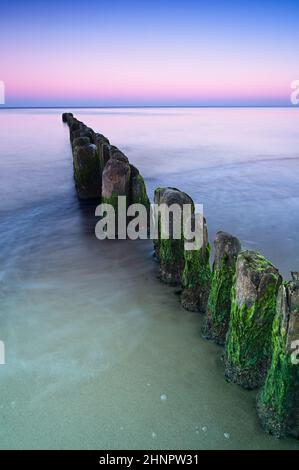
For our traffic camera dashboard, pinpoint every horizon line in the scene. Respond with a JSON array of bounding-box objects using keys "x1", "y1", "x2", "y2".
[{"x1": 0, "y1": 105, "x2": 297, "y2": 110}]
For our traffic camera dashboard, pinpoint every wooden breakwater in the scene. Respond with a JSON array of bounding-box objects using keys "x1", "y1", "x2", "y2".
[
  {"x1": 62, "y1": 112, "x2": 149, "y2": 210},
  {"x1": 62, "y1": 112, "x2": 299, "y2": 440}
]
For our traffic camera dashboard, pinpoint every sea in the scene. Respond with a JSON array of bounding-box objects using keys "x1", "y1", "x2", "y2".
[{"x1": 0, "y1": 107, "x2": 298, "y2": 449}]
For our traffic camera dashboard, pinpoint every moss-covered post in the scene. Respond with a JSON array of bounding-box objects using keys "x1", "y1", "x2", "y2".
[
  {"x1": 257, "y1": 273, "x2": 299, "y2": 438},
  {"x1": 63, "y1": 113, "x2": 151, "y2": 220},
  {"x1": 224, "y1": 250, "x2": 282, "y2": 389},
  {"x1": 130, "y1": 165, "x2": 150, "y2": 208},
  {"x1": 73, "y1": 143, "x2": 102, "y2": 200},
  {"x1": 101, "y1": 147, "x2": 131, "y2": 214},
  {"x1": 72, "y1": 136, "x2": 91, "y2": 149},
  {"x1": 126, "y1": 164, "x2": 150, "y2": 234},
  {"x1": 71, "y1": 128, "x2": 94, "y2": 146},
  {"x1": 68, "y1": 119, "x2": 81, "y2": 138},
  {"x1": 154, "y1": 187, "x2": 194, "y2": 286},
  {"x1": 202, "y1": 231, "x2": 241, "y2": 343},
  {"x1": 94, "y1": 133, "x2": 110, "y2": 172},
  {"x1": 181, "y1": 215, "x2": 211, "y2": 312},
  {"x1": 62, "y1": 112, "x2": 73, "y2": 123}
]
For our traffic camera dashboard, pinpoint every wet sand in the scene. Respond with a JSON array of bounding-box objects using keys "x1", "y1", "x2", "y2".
[{"x1": 0, "y1": 108, "x2": 298, "y2": 449}]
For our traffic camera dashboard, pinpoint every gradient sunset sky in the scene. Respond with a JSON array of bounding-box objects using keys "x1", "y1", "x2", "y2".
[{"x1": 0, "y1": 0, "x2": 298, "y2": 107}]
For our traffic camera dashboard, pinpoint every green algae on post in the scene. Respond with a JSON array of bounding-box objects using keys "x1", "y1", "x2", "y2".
[
  {"x1": 130, "y1": 171, "x2": 150, "y2": 209},
  {"x1": 202, "y1": 231, "x2": 241, "y2": 343},
  {"x1": 181, "y1": 216, "x2": 211, "y2": 312},
  {"x1": 63, "y1": 114, "x2": 150, "y2": 212},
  {"x1": 224, "y1": 250, "x2": 282, "y2": 389},
  {"x1": 133, "y1": 174, "x2": 149, "y2": 206},
  {"x1": 101, "y1": 148, "x2": 131, "y2": 214},
  {"x1": 257, "y1": 273, "x2": 299, "y2": 438},
  {"x1": 94, "y1": 133, "x2": 110, "y2": 172},
  {"x1": 73, "y1": 143, "x2": 102, "y2": 200},
  {"x1": 129, "y1": 165, "x2": 150, "y2": 231},
  {"x1": 154, "y1": 187, "x2": 194, "y2": 286}
]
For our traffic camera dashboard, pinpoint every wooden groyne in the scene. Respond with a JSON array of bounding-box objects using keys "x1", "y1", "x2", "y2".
[
  {"x1": 202, "y1": 232, "x2": 241, "y2": 345},
  {"x1": 62, "y1": 112, "x2": 149, "y2": 209},
  {"x1": 62, "y1": 112, "x2": 298, "y2": 440},
  {"x1": 257, "y1": 273, "x2": 299, "y2": 437}
]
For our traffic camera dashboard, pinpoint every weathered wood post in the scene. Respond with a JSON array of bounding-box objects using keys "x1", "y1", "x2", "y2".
[
  {"x1": 72, "y1": 136, "x2": 91, "y2": 149},
  {"x1": 94, "y1": 133, "x2": 110, "y2": 171},
  {"x1": 63, "y1": 114, "x2": 150, "y2": 209},
  {"x1": 257, "y1": 272, "x2": 299, "y2": 438},
  {"x1": 130, "y1": 164, "x2": 150, "y2": 209},
  {"x1": 73, "y1": 143, "x2": 102, "y2": 200},
  {"x1": 62, "y1": 112, "x2": 73, "y2": 123},
  {"x1": 181, "y1": 215, "x2": 211, "y2": 312},
  {"x1": 71, "y1": 127, "x2": 94, "y2": 145},
  {"x1": 154, "y1": 187, "x2": 194, "y2": 285},
  {"x1": 101, "y1": 147, "x2": 131, "y2": 211},
  {"x1": 202, "y1": 231, "x2": 241, "y2": 343},
  {"x1": 224, "y1": 250, "x2": 282, "y2": 389}
]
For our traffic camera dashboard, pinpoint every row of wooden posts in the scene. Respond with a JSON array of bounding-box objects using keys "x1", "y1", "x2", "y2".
[{"x1": 62, "y1": 112, "x2": 298, "y2": 440}]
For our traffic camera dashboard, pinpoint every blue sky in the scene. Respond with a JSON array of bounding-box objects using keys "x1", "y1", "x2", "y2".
[{"x1": 0, "y1": 0, "x2": 298, "y2": 106}]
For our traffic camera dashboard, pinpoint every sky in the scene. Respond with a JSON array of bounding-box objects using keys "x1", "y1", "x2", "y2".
[{"x1": 0, "y1": 0, "x2": 298, "y2": 107}]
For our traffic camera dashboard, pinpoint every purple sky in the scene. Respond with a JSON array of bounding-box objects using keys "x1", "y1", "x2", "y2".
[{"x1": 0, "y1": 0, "x2": 298, "y2": 106}]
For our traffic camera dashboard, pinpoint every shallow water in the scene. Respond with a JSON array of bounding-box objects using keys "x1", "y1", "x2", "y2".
[{"x1": 0, "y1": 108, "x2": 298, "y2": 449}]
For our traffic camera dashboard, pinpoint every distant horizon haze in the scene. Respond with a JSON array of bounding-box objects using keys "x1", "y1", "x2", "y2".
[{"x1": 0, "y1": 0, "x2": 298, "y2": 107}]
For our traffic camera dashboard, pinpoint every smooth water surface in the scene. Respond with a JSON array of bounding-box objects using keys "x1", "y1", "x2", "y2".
[{"x1": 0, "y1": 108, "x2": 298, "y2": 449}]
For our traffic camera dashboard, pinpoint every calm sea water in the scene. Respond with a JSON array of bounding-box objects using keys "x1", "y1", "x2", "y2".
[{"x1": 0, "y1": 108, "x2": 298, "y2": 450}]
